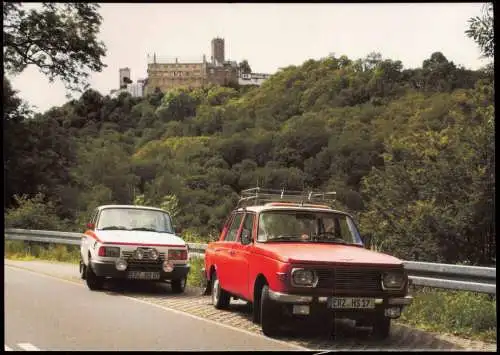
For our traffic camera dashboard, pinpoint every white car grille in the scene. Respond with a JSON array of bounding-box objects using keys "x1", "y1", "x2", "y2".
[{"x1": 121, "y1": 249, "x2": 166, "y2": 262}]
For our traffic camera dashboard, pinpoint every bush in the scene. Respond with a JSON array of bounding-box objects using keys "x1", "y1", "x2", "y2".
[
  {"x1": 400, "y1": 287, "x2": 497, "y2": 342},
  {"x1": 181, "y1": 228, "x2": 211, "y2": 243},
  {"x1": 5, "y1": 193, "x2": 70, "y2": 231}
]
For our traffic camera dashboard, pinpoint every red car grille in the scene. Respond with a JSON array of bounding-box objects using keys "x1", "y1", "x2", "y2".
[{"x1": 314, "y1": 267, "x2": 391, "y2": 291}]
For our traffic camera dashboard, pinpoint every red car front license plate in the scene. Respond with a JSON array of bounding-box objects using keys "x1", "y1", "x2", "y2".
[{"x1": 327, "y1": 297, "x2": 375, "y2": 309}]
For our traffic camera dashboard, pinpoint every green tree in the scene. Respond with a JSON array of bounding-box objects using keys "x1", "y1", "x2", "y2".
[
  {"x1": 134, "y1": 193, "x2": 181, "y2": 219},
  {"x1": 239, "y1": 59, "x2": 252, "y2": 74},
  {"x1": 359, "y1": 83, "x2": 494, "y2": 265},
  {"x1": 4, "y1": 78, "x2": 32, "y2": 207},
  {"x1": 3, "y1": 2, "x2": 107, "y2": 93},
  {"x1": 5, "y1": 193, "x2": 69, "y2": 231},
  {"x1": 3, "y1": 17, "x2": 494, "y2": 260},
  {"x1": 465, "y1": 3, "x2": 494, "y2": 59}
]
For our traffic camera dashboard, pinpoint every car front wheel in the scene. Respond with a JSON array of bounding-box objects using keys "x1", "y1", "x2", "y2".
[
  {"x1": 211, "y1": 272, "x2": 230, "y2": 309},
  {"x1": 85, "y1": 260, "x2": 104, "y2": 291},
  {"x1": 260, "y1": 285, "x2": 282, "y2": 337},
  {"x1": 372, "y1": 315, "x2": 391, "y2": 340},
  {"x1": 171, "y1": 277, "x2": 187, "y2": 294}
]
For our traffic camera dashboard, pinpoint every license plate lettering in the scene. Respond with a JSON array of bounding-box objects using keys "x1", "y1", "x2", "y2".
[
  {"x1": 127, "y1": 271, "x2": 160, "y2": 280},
  {"x1": 328, "y1": 297, "x2": 375, "y2": 309},
  {"x1": 331, "y1": 298, "x2": 346, "y2": 308}
]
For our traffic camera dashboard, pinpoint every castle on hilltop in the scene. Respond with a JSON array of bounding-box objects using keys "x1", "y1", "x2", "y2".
[
  {"x1": 110, "y1": 38, "x2": 271, "y2": 98},
  {"x1": 145, "y1": 37, "x2": 237, "y2": 95}
]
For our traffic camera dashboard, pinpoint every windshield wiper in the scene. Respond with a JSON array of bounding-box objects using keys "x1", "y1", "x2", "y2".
[
  {"x1": 267, "y1": 235, "x2": 305, "y2": 242},
  {"x1": 130, "y1": 227, "x2": 159, "y2": 232},
  {"x1": 312, "y1": 233, "x2": 353, "y2": 245},
  {"x1": 100, "y1": 226, "x2": 128, "y2": 231}
]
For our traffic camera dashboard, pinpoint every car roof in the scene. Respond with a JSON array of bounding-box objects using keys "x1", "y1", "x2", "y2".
[
  {"x1": 233, "y1": 203, "x2": 351, "y2": 216},
  {"x1": 97, "y1": 204, "x2": 167, "y2": 213}
]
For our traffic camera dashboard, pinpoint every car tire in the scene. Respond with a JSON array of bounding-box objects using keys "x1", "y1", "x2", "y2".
[
  {"x1": 356, "y1": 318, "x2": 370, "y2": 327},
  {"x1": 260, "y1": 285, "x2": 281, "y2": 337},
  {"x1": 85, "y1": 260, "x2": 104, "y2": 291},
  {"x1": 79, "y1": 259, "x2": 87, "y2": 280},
  {"x1": 372, "y1": 316, "x2": 391, "y2": 340},
  {"x1": 211, "y1": 272, "x2": 230, "y2": 309},
  {"x1": 316, "y1": 312, "x2": 335, "y2": 337},
  {"x1": 171, "y1": 277, "x2": 187, "y2": 294}
]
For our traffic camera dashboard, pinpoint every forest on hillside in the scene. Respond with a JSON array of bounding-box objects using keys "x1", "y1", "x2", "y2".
[{"x1": 4, "y1": 3, "x2": 495, "y2": 266}]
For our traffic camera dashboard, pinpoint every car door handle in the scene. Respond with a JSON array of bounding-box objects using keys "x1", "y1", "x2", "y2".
[{"x1": 229, "y1": 250, "x2": 236, "y2": 256}]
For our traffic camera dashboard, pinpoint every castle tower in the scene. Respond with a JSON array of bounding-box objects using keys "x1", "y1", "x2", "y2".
[
  {"x1": 119, "y1": 67, "x2": 131, "y2": 88},
  {"x1": 211, "y1": 37, "x2": 225, "y2": 66}
]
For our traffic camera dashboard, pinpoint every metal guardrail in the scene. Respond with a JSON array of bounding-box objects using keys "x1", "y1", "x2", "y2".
[
  {"x1": 4, "y1": 228, "x2": 208, "y2": 255},
  {"x1": 403, "y1": 261, "x2": 496, "y2": 294},
  {"x1": 5, "y1": 228, "x2": 82, "y2": 246},
  {"x1": 4, "y1": 228, "x2": 496, "y2": 294}
]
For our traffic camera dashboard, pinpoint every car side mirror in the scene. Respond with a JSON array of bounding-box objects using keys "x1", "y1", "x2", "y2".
[
  {"x1": 241, "y1": 229, "x2": 252, "y2": 245},
  {"x1": 86, "y1": 223, "x2": 95, "y2": 230},
  {"x1": 174, "y1": 226, "x2": 182, "y2": 234}
]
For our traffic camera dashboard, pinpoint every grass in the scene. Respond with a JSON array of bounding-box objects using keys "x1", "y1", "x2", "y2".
[
  {"x1": 5, "y1": 240, "x2": 80, "y2": 264},
  {"x1": 187, "y1": 256, "x2": 205, "y2": 288},
  {"x1": 5, "y1": 241, "x2": 496, "y2": 343},
  {"x1": 398, "y1": 286, "x2": 497, "y2": 343}
]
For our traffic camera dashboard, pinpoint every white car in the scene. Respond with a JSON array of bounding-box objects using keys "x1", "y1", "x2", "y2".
[{"x1": 79, "y1": 205, "x2": 190, "y2": 293}]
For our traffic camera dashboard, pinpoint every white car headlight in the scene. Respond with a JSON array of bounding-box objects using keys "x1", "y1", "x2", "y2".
[
  {"x1": 291, "y1": 268, "x2": 317, "y2": 287},
  {"x1": 150, "y1": 248, "x2": 159, "y2": 260},
  {"x1": 382, "y1": 271, "x2": 405, "y2": 290},
  {"x1": 115, "y1": 259, "x2": 128, "y2": 271},
  {"x1": 163, "y1": 260, "x2": 174, "y2": 272},
  {"x1": 135, "y1": 249, "x2": 144, "y2": 260}
]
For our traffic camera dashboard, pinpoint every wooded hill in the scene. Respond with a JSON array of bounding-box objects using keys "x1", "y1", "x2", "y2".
[{"x1": 4, "y1": 50, "x2": 494, "y2": 266}]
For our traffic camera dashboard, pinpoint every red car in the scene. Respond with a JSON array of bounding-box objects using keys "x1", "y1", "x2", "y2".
[{"x1": 203, "y1": 188, "x2": 413, "y2": 338}]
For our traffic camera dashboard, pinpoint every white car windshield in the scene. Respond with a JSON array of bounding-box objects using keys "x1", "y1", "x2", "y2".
[
  {"x1": 96, "y1": 208, "x2": 174, "y2": 233},
  {"x1": 257, "y1": 210, "x2": 362, "y2": 245}
]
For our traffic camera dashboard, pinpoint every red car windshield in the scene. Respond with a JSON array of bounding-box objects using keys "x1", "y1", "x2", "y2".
[{"x1": 257, "y1": 210, "x2": 362, "y2": 245}]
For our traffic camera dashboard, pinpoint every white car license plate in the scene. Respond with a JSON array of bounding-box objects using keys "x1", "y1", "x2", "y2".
[
  {"x1": 327, "y1": 297, "x2": 375, "y2": 309},
  {"x1": 127, "y1": 271, "x2": 160, "y2": 280}
]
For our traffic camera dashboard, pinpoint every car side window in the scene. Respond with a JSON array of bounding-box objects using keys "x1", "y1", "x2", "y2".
[
  {"x1": 225, "y1": 213, "x2": 244, "y2": 242},
  {"x1": 239, "y1": 213, "x2": 255, "y2": 243}
]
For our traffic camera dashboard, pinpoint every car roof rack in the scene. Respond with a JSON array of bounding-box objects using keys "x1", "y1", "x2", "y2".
[{"x1": 236, "y1": 187, "x2": 336, "y2": 209}]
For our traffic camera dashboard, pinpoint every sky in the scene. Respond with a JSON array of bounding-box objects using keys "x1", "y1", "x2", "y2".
[{"x1": 7, "y1": 3, "x2": 489, "y2": 114}]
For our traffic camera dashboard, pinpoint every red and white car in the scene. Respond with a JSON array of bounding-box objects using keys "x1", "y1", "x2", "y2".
[
  {"x1": 80, "y1": 205, "x2": 190, "y2": 293},
  {"x1": 203, "y1": 188, "x2": 413, "y2": 338}
]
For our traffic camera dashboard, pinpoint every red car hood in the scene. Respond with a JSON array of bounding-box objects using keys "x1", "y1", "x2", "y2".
[{"x1": 255, "y1": 243, "x2": 402, "y2": 266}]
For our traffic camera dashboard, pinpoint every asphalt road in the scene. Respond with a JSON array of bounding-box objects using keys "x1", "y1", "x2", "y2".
[{"x1": 4, "y1": 265, "x2": 304, "y2": 351}]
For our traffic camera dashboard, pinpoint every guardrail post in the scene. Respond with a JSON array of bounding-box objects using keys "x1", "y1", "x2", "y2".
[{"x1": 23, "y1": 240, "x2": 32, "y2": 254}]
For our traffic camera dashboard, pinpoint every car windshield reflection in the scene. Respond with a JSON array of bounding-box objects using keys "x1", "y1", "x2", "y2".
[
  {"x1": 96, "y1": 208, "x2": 174, "y2": 234},
  {"x1": 257, "y1": 210, "x2": 363, "y2": 245}
]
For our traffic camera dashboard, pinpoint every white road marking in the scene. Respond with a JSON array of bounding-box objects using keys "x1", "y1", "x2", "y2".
[
  {"x1": 18, "y1": 343, "x2": 40, "y2": 351},
  {"x1": 5, "y1": 265, "x2": 309, "y2": 351},
  {"x1": 5, "y1": 345, "x2": 13, "y2": 351}
]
